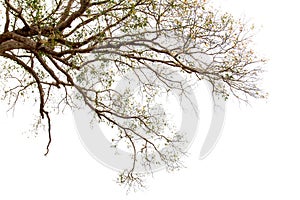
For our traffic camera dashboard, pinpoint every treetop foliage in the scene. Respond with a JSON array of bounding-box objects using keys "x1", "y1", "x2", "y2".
[{"x1": 0, "y1": 0, "x2": 266, "y2": 190}]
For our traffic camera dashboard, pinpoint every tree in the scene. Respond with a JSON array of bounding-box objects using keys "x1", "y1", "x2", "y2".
[{"x1": 0, "y1": 0, "x2": 266, "y2": 189}]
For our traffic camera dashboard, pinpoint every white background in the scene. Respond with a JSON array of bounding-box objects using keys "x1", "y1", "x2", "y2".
[{"x1": 1, "y1": 0, "x2": 300, "y2": 199}]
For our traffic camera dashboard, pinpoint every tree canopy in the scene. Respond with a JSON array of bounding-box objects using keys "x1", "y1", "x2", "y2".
[{"x1": 0, "y1": 0, "x2": 266, "y2": 189}]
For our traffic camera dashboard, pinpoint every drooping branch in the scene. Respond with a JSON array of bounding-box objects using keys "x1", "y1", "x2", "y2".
[{"x1": 0, "y1": 0, "x2": 266, "y2": 189}]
